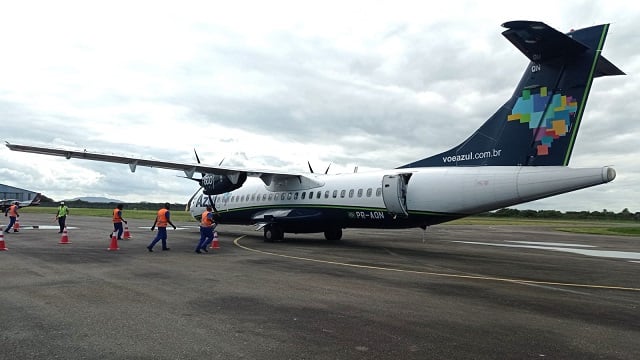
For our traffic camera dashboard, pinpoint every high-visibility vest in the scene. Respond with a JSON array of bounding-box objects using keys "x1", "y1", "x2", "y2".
[
  {"x1": 113, "y1": 208, "x2": 123, "y2": 223},
  {"x1": 8, "y1": 205, "x2": 18, "y2": 217},
  {"x1": 57, "y1": 206, "x2": 68, "y2": 217},
  {"x1": 156, "y1": 208, "x2": 169, "y2": 227},
  {"x1": 200, "y1": 210, "x2": 213, "y2": 227}
]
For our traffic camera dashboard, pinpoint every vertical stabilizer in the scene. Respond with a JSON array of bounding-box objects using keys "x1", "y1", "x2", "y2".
[{"x1": 400, "y1": 21, "x2": 624, "y2": 168}]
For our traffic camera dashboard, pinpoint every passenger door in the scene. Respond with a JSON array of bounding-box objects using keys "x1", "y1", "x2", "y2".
[{"x1": 381, "y1": 174, "x2": 408, "y2": 217}]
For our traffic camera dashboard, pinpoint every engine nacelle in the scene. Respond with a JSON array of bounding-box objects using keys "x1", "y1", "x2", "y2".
[{"x1": 201, "y1": 173, "x2": 247, "y2": 195}]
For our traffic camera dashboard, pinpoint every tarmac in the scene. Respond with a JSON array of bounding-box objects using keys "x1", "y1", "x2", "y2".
[{"x1": 1, "y1": 213, "x2": 639, "y2": 359}]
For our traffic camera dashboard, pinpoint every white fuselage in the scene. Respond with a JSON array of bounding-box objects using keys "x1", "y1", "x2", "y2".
[{"x1": 189, "y1": 166, "x2": 615, "y2": 230}]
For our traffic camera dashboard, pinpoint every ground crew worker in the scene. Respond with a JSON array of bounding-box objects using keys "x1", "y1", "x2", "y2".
[
  {"x1": 112, "y1": 204, "x2": 128, "y2": 240},
  {"x1": 55, "y1": 201, "x2": 69, "y2": 233},
  {"x1": 4, "y1": 201, "x2": 19, "y2": 233},
  {"x1": 195, "y1": 206, "x2": 216, "y2": 253},
  {"x1": 147, "y1": 202, "x2": 176, "y2": 252},
  {"x1": 202, "y1": 212, "x2": 219, "y2": 250}
]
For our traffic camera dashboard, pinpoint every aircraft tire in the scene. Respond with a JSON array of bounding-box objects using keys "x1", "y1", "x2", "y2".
[
  {"x1": 324, "y1": 228, "x2": 342, "y2": 241},
  {"x1": 264, "y1": 227, "x2": 275, "y2": 242},
  {"x1": 264, "y1": 225, "x2": 284, "y2": 242}
]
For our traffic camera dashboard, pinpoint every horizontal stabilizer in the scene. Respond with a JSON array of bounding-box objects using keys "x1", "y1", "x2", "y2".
[
  {"x1": 595, "y1": 55, "x2": 625, "y2": 77},
  {"x1": 503, "y1": 21, "x2": 624, "y2": 77},
  {"x1": 502, "y1": 21, "x2": 588, "y2": 63}
]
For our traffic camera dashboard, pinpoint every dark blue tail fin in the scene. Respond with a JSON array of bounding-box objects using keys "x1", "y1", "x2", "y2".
[{"x1": 400, "y1": 21, "x2": 624, "y2": 168}]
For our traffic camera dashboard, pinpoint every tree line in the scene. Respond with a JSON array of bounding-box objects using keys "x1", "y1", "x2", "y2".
[{"x1": 480, "y1": 207, "x2": 639, "y2": 221}]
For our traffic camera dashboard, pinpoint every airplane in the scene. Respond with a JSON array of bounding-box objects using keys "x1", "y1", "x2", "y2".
[
  {"x1": 0, "y1": 193, "x2": 42, "y2": 213},
  {"x1": 5, "y1": 20, "x2": 624, "y2": 242}
]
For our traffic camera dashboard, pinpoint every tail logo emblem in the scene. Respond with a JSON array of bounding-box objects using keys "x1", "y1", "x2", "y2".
[{"x1": 507, "y1": 87, "x2": 578, "y2": 156}]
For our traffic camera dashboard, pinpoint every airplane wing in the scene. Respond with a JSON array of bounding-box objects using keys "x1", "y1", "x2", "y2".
[
  {"x1": 0, "y1": 193, "x2": 41, "y2": 213},
  {"x1": 5, "y1": 143, "x2": 323, "y2": 190},
  {"x1": 0, "y1": 200, "x2": 13, "y2": 213}
]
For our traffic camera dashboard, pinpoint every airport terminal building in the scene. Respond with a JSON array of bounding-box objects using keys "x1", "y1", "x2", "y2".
[{"x1": 0, "y1": 184, "x2": 39, "y2": 202}]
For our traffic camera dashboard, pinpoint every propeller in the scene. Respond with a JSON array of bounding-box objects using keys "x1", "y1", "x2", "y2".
[
  {"x1": 186, "y1": 149, "x2": 206, "y2": 211},
  {"x1": 188, "y1": 149, "x2": 224, "y2": 212},
  {"x1": 307, "y1": 161, "x2": 331, "y2": 174}
]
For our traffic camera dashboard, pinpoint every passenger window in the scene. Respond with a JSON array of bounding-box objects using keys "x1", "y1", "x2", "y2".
[
  {"x1": 262, "y1": 194, "x2": 267, "y2": 201},
  {"x1": 287, "y1": 192, "x2": 292, "y2": 200},
  {"x1": 281, "y1": 193, "x2": 286, "y2": 201},
  {"x1": 324, "y1": 191, "x2": 329, "y2": 199},
  {"x1": 332, "y1": 190, "x2": 338, "y2": 198},
  {"x1": 309, "y1": 191, "x2": 313, "y2": 199},
  {"x1": 376, "y1": 188, "x2": 382, "y2": 197},
  {"x1": 340, "y1": 190, "x2": 346, "y2": 198},
  {"x1": 294, "y1": 192, "x2": 299, "y2": 200},
  {"x1": 317, "y1": 191, "x2": 322, "y2": 199},
  {"x1": 268, "y1": 193, "x2": 273, "y2": 201},
  {"x1": 301, "y1": 192, "x2": 306, "y2": 200},
  {"x1": 357, "y1": 189, "x2": 363, "y2": 197},
  {"x1": 348, "y1": 189, "x2": 354, "y2": 198},
  {"x1": 366, "y1": 188, "x2": 372, "y2": 197},
  {"x1": 241, "y1": 195, "x2": 245, "y2": 202}
]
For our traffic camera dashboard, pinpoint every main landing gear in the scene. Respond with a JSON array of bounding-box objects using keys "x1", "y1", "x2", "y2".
[
  {"x1": 263, "y1": 225, "x2": 343, "y2": 242},
  {"x1": 323, "y1": 227, "x2": 342, "y2": 241},
  {"x1": 263, "y1": 225, "x2": 284, "y2": 242}
]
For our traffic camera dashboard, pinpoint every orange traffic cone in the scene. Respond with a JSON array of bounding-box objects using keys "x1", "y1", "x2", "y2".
[
  {"x1": 13, "y1": 218, "x2": 20, "y2": 232},
  {"x1": 123, "y1": 224, "x2": 132, "y2": 239},
  {"x1": 210, "y1": 231, "x2": 220, "y2": 250},
  {"x1": 108, "y1": 232, "x2": 119, "y2": 251},
  {"x1": 59, "y1": 227, "x2": 71, "y2": 244},
  {"x1": 0, "y1": 231, "x2": 7, "y2": 251}
]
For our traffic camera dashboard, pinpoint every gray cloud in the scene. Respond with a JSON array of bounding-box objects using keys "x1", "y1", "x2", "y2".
[{"x1": 1, "y1": 2, "x2": 638, "y2": 212}]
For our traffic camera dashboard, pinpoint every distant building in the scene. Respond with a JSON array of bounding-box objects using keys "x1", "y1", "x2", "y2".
[{"x1": 0, "y1": 184, "x2": 39, "y2": 202}]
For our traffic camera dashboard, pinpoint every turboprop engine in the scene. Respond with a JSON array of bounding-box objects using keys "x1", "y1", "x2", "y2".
[{"x1": 201, "y1": 173, "x2": 247, "y2": 195}]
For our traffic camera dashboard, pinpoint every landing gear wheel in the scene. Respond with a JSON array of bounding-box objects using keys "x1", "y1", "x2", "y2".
[
  {"x1": 324, "y1": 228, "x2": 342, "y2": 241},
  {"x1": 264, "y1": 225, "x2": 284, "y2": 242}
]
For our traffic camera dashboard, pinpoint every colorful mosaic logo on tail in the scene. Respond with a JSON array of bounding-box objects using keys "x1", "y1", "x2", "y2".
[{"x1": 507, "y1": 87, "x2": 577, "y2": 156}]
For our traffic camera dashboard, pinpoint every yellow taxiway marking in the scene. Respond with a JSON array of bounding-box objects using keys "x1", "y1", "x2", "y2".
[{"x1": 234, "y1": 236, "x2": 640, "y2": 292}]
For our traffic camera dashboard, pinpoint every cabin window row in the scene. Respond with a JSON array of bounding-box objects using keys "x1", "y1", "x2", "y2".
[{"x1": 226, "y1": 187, "x2": 383, "y2": 203}]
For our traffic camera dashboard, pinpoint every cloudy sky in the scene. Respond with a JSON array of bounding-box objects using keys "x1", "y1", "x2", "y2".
[{"x1": 0, "y1": 0, "x2": 638, "y2": 212}]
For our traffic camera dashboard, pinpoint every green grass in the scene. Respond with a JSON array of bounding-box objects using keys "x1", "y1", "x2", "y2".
[
  {"x1": 451, "y1": 217, "x2": 640, "y2": 236},
  {"x1": 449, "y1": 217, "x2": 613, "y2": 226},
  {"x1": 20, "y1": 206, "x2": 197, "y2": 222},
  {"x1": 556, "y1": 227, "x2": 640, "y2": 236}
]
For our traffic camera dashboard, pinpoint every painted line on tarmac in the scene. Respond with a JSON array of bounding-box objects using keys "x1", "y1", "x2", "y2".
[
  {"x1": 2, "y1": 225, "x2": 78, "y2": 230},
  {"x1": 233, "y1": 236, "x2": 640, "y2": 293}
]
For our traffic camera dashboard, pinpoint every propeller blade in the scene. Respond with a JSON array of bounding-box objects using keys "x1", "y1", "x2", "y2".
[
  {"x1": 186, "y1": 186, "x2": 203, "y2": 211},
  {"x1": 308, "y1": 161, "x2": 314, "y2": 173}
]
